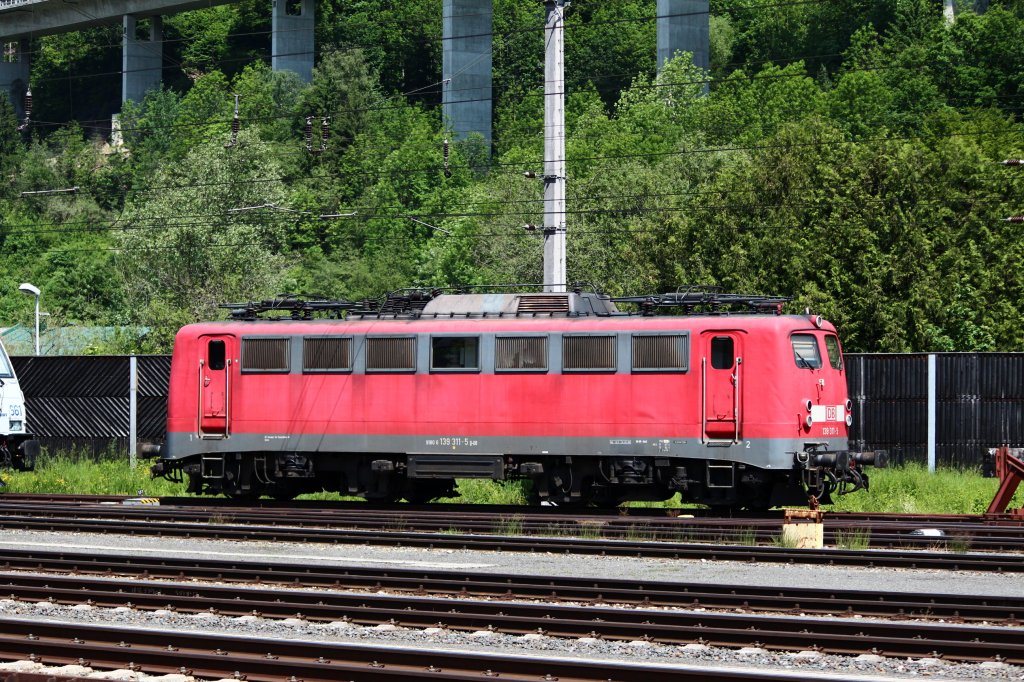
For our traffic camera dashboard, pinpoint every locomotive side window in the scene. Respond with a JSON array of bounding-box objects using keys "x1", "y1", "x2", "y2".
[
  {"x1": 791, "y1": 334, "x2": 822, "y2": 370},
  {"x1": 366, "y1": 336, "x2": 416, "y2": 372},
  {"x1": 563, "y1": 335, "x2": 616, "y2": 372},
  {"x1": 495, "y1": 336, "x2": 548, "y2": 372},
  {"x1": 632, "y1": 334, "x2": 688, "y2": 372},
  {"x1": 303, "y1": 337, "x2": 352, "y2": 372},
  {"x1": 824, "y1": 335, "x2": 843, "y2": 370},
  {"x1": 710, "y1": 336, "x2": 734, "y2": 369},
  {"x1": 207, "y1": 340, "x2": 226, "y2": 371},
  {"x1": 242, "y1": 337, "x2": 290, "y2": 372},
  {"x1": 431, "y1": 336, "x2": 480, "y2": 371}
]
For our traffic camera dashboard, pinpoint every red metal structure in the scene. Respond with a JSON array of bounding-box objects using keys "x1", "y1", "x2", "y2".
[
  {"x1": 986, "y1": 446, "x2": 1024, "y2": 517},
  {"x1": 148, "y1": 288, "x2": 885, "y2": 507}
]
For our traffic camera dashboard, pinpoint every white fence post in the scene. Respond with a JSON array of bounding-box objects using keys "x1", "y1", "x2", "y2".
[
  {"x1": 129, "y1": 355, "x2": 138, "y2": 469},
  {"x1": 927, "y1": 353, "x2": 937, "y2": 473}
]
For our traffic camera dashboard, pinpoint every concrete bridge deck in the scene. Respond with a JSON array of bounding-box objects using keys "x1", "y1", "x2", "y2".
[{"x1": 0, "y1": 0, "x2": 231, "y2": 40}]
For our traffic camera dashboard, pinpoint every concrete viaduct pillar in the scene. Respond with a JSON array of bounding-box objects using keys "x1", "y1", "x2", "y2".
[
  {"x1": 272, "y1": 0, "x2": 314, "y2": 83},
  {"x1": 0, "y1": 39, "x2": 30, "y2": 121},
  {"x1": 442, "y1": 0, "x2": 492, "y2": 147},
  {"x1": 656, "y1": 0, "x2": 709, "y2": 73},
  {"x1": 122, "y1": 15, "x2": 163, "y2": 105}
]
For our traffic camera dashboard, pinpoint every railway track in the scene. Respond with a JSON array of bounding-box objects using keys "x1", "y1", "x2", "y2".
[
  {"x1": 0, "y1": 617, "x2": 819, "y2": 682},
  {"x1": 1, "y1": 496, "x2": 1023, "y2": 553},
  {"x1": 0, "y1": 546, "x2": 1022, "y2": 629},
  {"x1": 0, "y1": 567, "x2": 1021, "y2": 662},
  {"x1": 0, "y1": 509, "x2": 1019, "y2": 571}
]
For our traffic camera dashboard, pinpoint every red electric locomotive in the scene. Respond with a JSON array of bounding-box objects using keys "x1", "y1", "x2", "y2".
[{"x1": 149, "y1": 287, "x2": 885, "y2": 507}]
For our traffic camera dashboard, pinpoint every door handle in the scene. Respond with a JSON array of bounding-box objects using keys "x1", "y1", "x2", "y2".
[{"x1": 204, "y1": 375, "x2": 211, "y2": 387}]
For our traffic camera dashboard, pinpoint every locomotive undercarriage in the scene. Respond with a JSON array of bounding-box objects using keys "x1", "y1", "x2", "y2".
[{"x1": 152, "y1": 448, "x2": 876, "y2": 508}]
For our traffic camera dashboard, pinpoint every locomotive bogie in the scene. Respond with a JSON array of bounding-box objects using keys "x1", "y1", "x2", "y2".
[{"x1": 150, "y1": 292, "x2": 880, "y2": 507}]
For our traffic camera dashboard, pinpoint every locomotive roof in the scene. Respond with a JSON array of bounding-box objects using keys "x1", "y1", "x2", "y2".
[
  {"x1": 217, "y1": 287, "x2": 793, "y2": 321},
  {"x1": 184, "y1": 290, "x2": 836, "y2": 337}
]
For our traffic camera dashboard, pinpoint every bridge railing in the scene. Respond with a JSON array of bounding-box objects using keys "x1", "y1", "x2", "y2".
[{"x1": 0, "y1": 0, "x2": 45, "y2": 11}]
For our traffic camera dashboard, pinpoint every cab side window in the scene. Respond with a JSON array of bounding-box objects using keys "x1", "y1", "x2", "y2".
[
  {"x1": 824, "y1": 335, "x2": 843, "y2": 370},
  {"x1": 791, "y1": 334, "x2": 822, "y2": 370}
]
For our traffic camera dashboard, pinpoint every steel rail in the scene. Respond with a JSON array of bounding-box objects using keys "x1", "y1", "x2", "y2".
[
  {"x1": 2, "y1": 491, "x2": 1024, "y2": 544},
  {"x1": 5, "y1": 493, "x2": 1024, "y2": 524},
  {"x1": 0, "y1": 512, "x2": 1019, "y2": 571},
  {"x1": 0, "y1": 548, "x2": 1021, "y2": 624},
  {"x1": 0, "y1": 571, "x2": 1020, "y2": 662},
  {"x1": 0, "y1": 617, "x2": 857, "y2": 682},
  {"x1": 1, "y1": 501, "x2": 1023, "y2": 552}
]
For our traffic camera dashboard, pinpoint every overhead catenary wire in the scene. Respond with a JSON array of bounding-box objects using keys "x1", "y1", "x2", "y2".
[{"x1": 10, "y1": 121, "x2": 1018, "y2": 206}]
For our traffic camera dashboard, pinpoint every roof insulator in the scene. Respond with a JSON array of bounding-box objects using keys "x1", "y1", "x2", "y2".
[{"x1": 224, "y1": 94, "x2": 240, "y2": 148}]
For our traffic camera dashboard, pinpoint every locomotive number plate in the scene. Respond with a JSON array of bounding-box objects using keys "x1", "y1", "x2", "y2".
[{"x1": 425, "y1": 437, "x2": 480, "y2": 447}]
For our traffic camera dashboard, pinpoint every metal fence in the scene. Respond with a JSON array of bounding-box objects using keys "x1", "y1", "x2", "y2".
[
  {"x1": 847, "y1": 353, "x2": 1024, "y2": 469},
  {"x1": 10, "y1": 353, "x2": 1024, "y2": 468},
  {"x1": 11, "y1": 356, "x2": 170, "y2": 457}
]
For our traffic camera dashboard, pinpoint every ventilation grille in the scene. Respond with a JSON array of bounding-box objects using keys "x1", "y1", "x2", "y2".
[
  {"x1": 563, "y1": 335, "x2": 616, "y2": 371},
  {"x1": 632, "y1": 334, "x2": 687, "y2": 371},
  {"x1": 495, "y1": 336, "x2": 547, "y2": 371},
  {"x1": 242, "y1": 338, "x2": 290, "y2": 372},
  {"x1": 366, "y1": 337, "x2": 416, "y2": 371},
  {"x1": 303, "y1": 337, "x2": 351, "y2": 371},
  {"x1": 517, "y1": 295, "x2": 570, "y2": 314}
]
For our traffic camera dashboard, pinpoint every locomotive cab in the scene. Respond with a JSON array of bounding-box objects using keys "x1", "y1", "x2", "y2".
[{"x1": 0, "y1": 340, "x2": 39, "y2": 480}]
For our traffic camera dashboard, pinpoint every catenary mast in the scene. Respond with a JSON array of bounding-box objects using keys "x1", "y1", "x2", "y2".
[{"x1": 542, "y1": 0, "x2": 567, "y2": 293}]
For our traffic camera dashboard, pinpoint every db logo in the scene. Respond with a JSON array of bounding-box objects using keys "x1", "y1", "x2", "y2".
[{"x1": 825, "y1": 406, "x2": 837, "y2": 421}]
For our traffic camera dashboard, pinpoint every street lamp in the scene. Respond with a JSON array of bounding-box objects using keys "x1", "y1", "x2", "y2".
[{"x1": 18, "y1": 283, "x2": 40, "y2": 356}]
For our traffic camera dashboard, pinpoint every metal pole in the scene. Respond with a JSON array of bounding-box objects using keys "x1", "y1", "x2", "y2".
[
  {"x1": 33, "y1": 294, "x2": 39, "y2": 356},
  {"x1": 927, "y1": 353, "x2": 937, "y2": 473},
  {"x1": 542, "y1": 0, "x2": 567, "y2": 293},
  {"x1": 129, "y1": 355, "x2": 138, "y2": 469}
]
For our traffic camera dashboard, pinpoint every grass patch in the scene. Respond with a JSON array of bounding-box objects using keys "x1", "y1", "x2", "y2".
[
  {"x1": 771, "y1": 533, "x2": 801, "y2": 549},
  {"x1": 833, "y1": 528, "x2": 871, "y2": 550},
  {"x1": 828, "y1": 462, "x2": 1023, "y2": 514},
  {"x1": 437, "y1": 480, "x2": 530, "y2": 505},
  {"x1": 493, "y1": 514, "x2": 526, "y2": 536},
  {"x1": 3, "y1": 453, "x2": 186, "y2": 496},
  {"x1": 7, "y1": 457, "x2": 1023, "y2": 517},
  {"x1": 734, "y1": 526, "x2": 758, "y2": 546}
]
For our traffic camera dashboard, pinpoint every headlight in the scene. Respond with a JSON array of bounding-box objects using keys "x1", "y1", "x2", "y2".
[{"x1": 9, "y1": 420, "x2": 23, "y2": 431}]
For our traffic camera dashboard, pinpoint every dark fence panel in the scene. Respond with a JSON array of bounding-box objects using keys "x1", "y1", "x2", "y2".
[
  {"x1": 11, "y1": 356, "x2": 170, "y2": 456},
  {"x1": 10, "y1": 353, "x2": 1024, "y2": 467},
  {"x1": 846, "y1": 354, "x2": 928, "y2": 465},
  {"x1": 847, "y1": 353, "x2": 1024, "y2": 469}
]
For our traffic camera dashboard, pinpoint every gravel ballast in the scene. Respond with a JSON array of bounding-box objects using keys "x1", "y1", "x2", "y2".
[{"x1": 0, "y1": 530, "x2": 1021, "y2": 680}]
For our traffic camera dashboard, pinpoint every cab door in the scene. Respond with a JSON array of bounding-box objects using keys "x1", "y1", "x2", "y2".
[
  {"x1": 702, "y1": 332, "x2": 742, "y2": 443},
  {"x1": 199, "y1": 335, "x2": 234, "y2": 438}
]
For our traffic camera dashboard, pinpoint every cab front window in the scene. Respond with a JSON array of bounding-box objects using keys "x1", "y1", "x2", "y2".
[
  {"x1": 0, "y1": 346, "x2": 13, "y2": 378},
  {"x1": 824, "y1": 335, "x2": 843, "y2": 370},
  {"x1": 791, "y1": 334, "x2": 822, "y2": 370}
]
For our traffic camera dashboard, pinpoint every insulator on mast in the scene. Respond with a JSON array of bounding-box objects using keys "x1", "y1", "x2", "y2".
[
  {"x1": 225, "y1": 94, "x2": 240, "y2": 148},
  {"x1": 1004, "y1": 216, "x2": 1024, "y2": 223},
  {"x1": 304, "y1": 116, "x2": 314, "y2": 153},
  {"x1": 1001, "y1": 159, "x2": 1024, "y2": 166},
  {"x1": 17, "y1": 88, "x2": 32, "y2": 132},
  {"x1": 443, "y1": 138, "x2": 452, "y2": 178},
  {"x1": 319, "y1": 116, "x2": 329, "y2": 153}
]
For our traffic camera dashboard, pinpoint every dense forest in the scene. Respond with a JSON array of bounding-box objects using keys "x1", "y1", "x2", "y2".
[{"x1": 1, "y1": 0, "x2": 1023, "y2": 353}]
